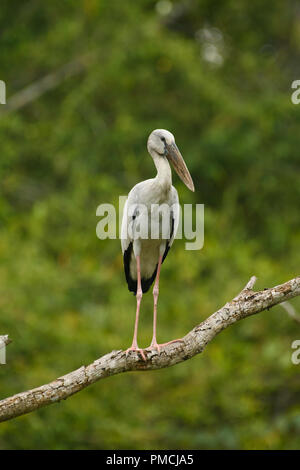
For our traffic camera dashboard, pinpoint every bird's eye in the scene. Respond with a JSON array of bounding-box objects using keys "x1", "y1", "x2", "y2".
[{"x1": 161, "y1": 137, "x2": 166, "y2": 143}]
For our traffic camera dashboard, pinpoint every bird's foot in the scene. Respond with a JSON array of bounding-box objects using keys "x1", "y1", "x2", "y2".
[
  {"x1": 146, "y1": 338, "x2": 184, "y2": 354},
  {"x1": 125, "y1": 345, "x2": 147, "y2": 361}
]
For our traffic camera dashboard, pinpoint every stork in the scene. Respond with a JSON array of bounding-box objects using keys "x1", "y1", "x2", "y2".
[{"x1": 121, "y1": 129, "x2": 194, "y2": 360}]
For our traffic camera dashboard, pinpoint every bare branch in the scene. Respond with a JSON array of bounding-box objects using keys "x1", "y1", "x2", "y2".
[
  {"x1": 0, "y1": 53, "x2": 95, "y2": 117},
  {"x1": 242, "y1": 275, "x2": 257, "y2": 291},
  {"x1": 0, "y1": 276, "x2": 299, "y2": 423}
]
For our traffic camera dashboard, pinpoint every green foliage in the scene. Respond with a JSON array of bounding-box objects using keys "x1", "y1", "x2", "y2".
[{"x1": 0, "y1": 0, "x2": 299, "y2": 449}]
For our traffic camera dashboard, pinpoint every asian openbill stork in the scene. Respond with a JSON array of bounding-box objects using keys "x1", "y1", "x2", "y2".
[{"x1": 121, "y1": 129, "x2": 194, "y2": 360}]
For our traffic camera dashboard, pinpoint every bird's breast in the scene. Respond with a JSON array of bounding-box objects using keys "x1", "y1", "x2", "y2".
[{"x1": 142, "y1": 180, "x2": 172, "y2": 206}]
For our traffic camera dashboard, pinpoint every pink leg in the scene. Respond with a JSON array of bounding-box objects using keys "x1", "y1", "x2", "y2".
[
  {"x1": 147, "y1": 255, "x2": 183, "y2": 353},
  {"x1": 150, "y1": 255, "x2": 163, "y2": 349},
  {"x1": 125, "y1": 255, "x2": 146, "y2": 361}
]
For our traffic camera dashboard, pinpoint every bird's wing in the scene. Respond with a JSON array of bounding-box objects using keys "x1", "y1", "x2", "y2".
[
  {"x1": 121, "y1": 197, "x2": 130, "y2": 254},
  {"x1": 162, "y1": 186, "x2": 180, "y2": 262},
  {"x1": 120, "y1": 187, "x2": 140, "y2": 253},
  {"x1": 121, "y1": 189, "x2": 140, "y2": 294},
  {"x1": 169, "y1": 186, "x2": 180, "y2": 248}
]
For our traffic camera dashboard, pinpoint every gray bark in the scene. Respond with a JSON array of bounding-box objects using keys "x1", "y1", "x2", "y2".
[{"x1": 0, "y1": 275, "x2": 299, "y2": 423}]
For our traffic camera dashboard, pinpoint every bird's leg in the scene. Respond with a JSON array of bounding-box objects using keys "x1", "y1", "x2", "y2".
[
  {"x1": 125, "y1": 255, "x2": 146, "y2": 361},
  {"x1": 149, "y1": 254, "x2": 163, "y2": 350},
  {"x1": 146, "y1": 255, "x2": 184, "y2": 353}
]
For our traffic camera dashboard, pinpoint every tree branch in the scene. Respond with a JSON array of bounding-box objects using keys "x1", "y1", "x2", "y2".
[
  {"x1": 0, "y1": 53, "x2": 95, "y2": 117},
  {"x1": 0, "y1": 276, "x2": 299, "y2": 423}
]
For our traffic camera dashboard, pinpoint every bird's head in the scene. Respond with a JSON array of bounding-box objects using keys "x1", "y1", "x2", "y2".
[{"x1": 147, "y1": 129, "x2": 195, "y2": 192}]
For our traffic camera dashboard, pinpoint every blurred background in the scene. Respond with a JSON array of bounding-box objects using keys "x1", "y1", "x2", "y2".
[{"x1": 0, "y1": 0, "x2": 299, "y2": 450}]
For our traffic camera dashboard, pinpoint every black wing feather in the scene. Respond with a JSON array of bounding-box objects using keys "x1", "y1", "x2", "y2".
[{"x1": 162, "y1": 216, "x2": 174, "y2": 263}]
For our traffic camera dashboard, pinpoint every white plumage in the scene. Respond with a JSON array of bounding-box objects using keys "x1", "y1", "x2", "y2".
[
  {"x1": 121, "y1": 129, "x2": 194, "y2": 359},
  {"x1": 121, "y1": 180, "x2": 179, "y2": 293}
]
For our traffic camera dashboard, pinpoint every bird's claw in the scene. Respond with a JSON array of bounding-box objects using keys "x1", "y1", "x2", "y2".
[
  {"x1": 146, "y1": 338, "x2": 184, "y2": 354},
  {"x1": 125, "y1": 339, "x2": 184, "y2": 360},
  {"x1": 146, "y1": 342, "x2": 161, "y2": 353},
  {"x1": 125, "y1": 346, "x2": 147, "y2": 361}
]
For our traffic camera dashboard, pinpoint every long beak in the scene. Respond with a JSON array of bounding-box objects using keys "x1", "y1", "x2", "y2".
[{"x1": 166, "y1": 143, "x2": 195, "y2": 192}]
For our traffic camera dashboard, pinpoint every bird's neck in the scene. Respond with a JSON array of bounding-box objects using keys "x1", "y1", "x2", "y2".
[{"x1": 152, "y1": 153, "x2": 172, "y2": 191}]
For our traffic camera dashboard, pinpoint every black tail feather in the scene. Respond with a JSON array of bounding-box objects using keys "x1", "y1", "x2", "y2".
[{"x1": 123, "y1": 242, "x2": 158, "y2": 295}]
